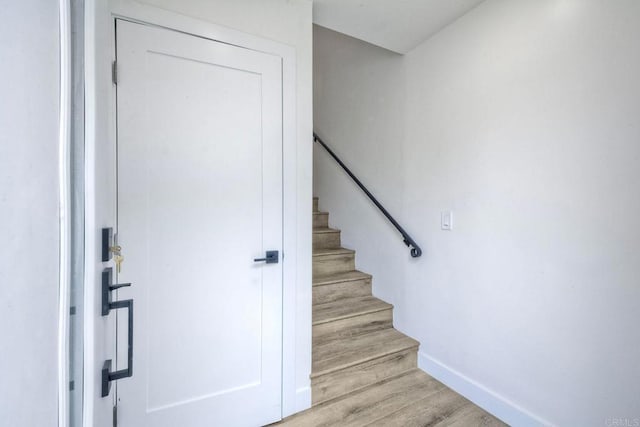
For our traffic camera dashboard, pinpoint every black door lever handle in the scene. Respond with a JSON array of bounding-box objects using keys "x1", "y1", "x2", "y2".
[
  {"x1": 109, "y1": 282, "x2": 131, "y2": 291},
  {"x1": 254, "y1": 250, "x2": 279, "y2": 264}
]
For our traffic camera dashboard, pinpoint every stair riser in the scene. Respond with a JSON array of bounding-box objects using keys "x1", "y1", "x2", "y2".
[
  {"x1": 313, "y1": 309, "x2": 393, "y2": 343},
  {"x1": 311, "y1": 349, "x2": 418, "y2": 406},
  {"x1": 313, "y1": 212, "x2": 329, "y2": 228},
  {"x1": 313, "y1": 231, "x2": 341, "y2": 249},
  {"x1": 313, "y1": 198, "x2": 319, "y2": 212},
  {"x1": 313, "y1": 279, "x2": 372, "y2": 305},
  {"x1": 313, "y1": 253, "x2": 355, "y2": 276}
]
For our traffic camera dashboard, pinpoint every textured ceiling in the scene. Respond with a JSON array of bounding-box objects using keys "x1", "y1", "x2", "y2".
[{"x1": 313, "y1": 0, "x2": 486, "y2": 54}]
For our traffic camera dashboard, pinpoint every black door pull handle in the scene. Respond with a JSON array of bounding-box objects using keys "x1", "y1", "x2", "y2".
[
  {"x1": 100, "y1": 268, "x2": 134, "y2": 397},
  {"x1": 254, "y1": 250, "x2": 279, "y2": 264}
]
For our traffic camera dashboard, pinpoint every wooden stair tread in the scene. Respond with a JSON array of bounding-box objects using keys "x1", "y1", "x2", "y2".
[
  {"x1": 313, "y1": 211, "x2": 330, "y2": 228},
  {"x1": 313, "y1": 247, "x2": 354, "y2": 257},
  {"x1": 313, "y1": 227, "x2": 340, "y2": 234},
  {"x1": 313, "y1": 296, "x2": 392, "y2": 325},
  {"x1": 313, "y1": 270, "x2": 371, "y2": 286},
  {"x1": 312, "y1": 328, "x2": 419, "y2": 378},
  {"x1": 277, "y1": 370, "x2": 445, "y2": 426}
]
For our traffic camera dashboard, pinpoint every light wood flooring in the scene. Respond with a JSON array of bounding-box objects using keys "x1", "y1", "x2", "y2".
[
  {"x1": 272, "y1": 198, "x2": 508, "y2": 426},
  {"x1": 274, "y1": 369, "x2": 507, "y2": 426}
]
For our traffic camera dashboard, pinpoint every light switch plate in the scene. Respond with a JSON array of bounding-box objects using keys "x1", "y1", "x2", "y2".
[{"x1": 441, "y1": 211, "x2": 453, "y2": 230}]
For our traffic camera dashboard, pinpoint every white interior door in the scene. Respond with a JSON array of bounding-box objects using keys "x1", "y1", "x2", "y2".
[{"x1": 114, "y1": 20, "x2": 283, "y2": 426}]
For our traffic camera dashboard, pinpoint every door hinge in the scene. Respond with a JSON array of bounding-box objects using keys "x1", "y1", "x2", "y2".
[{"x1": 112, "y1": 61, "x2": 118, "y2": 85}]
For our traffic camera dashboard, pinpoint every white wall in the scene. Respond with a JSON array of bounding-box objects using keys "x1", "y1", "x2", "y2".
[
  {"x1": 0, "y1": 1, "x2": 60, "y2": 425},
  {"x1": 314, "y1": 1, "x2": 640, "y2": 425}
]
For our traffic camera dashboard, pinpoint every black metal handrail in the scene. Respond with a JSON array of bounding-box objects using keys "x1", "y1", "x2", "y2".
[{"x1": 313, "y1": 133, "x2": 422, "y2": 258}]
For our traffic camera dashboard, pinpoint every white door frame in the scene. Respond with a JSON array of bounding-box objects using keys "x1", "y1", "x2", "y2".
[{"x1": 83, "y1": 1, "x2": 300, "y2": 424}]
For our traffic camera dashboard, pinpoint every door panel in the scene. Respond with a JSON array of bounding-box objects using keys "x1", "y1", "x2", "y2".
[{"x1": 115, "y1": 20, "x2": 283, "y2": 426}]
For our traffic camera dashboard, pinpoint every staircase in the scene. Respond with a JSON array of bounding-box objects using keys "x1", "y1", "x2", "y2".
[
  {"x1": 310, "y1": 196, "x2": 420, "y2": 404},
  {"x1": 275, "y1": 198, "x2": 507, "y2": 426}
]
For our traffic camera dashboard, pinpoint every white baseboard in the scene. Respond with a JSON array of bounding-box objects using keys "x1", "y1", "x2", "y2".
[{"x1": 418, "y1": 352, "x2": 551, "y2": 427}]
